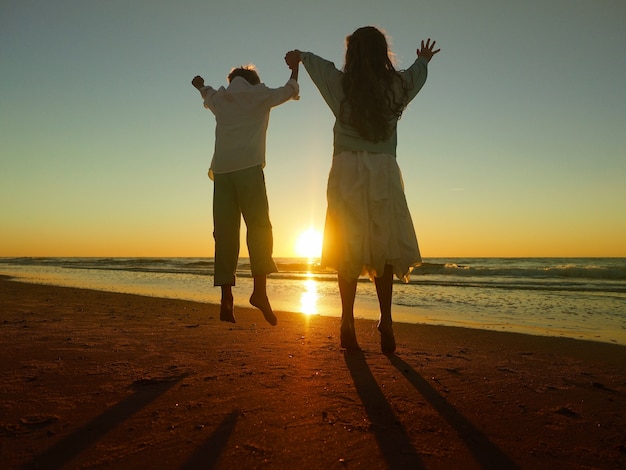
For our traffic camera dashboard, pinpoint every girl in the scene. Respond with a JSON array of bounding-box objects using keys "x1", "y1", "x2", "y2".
[{"x1": 285, "y1": 27, "x2": 440, "y2": 353}]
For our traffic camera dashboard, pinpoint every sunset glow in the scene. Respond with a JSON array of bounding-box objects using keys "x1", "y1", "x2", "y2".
[
  {"x1": 1, "y1": 2, "x2": 625, "y2": 258},
  {"x1": 295, "y1": 228, "x2": 323, "y2": 259}
]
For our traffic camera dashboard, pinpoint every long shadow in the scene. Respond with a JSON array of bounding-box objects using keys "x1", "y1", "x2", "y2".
[
  {"x1": 344, "y1": 351, "x2": 424, "y2": 469},
  {"x1": 22, "y1": 374, "x2": 187, "y2": 470},
  {"x1": 388, "y1": 354, "x2": 520, "y2": 470},
  {"x1": 181, "y1": 410, "x2": 240, "y2": 469}
]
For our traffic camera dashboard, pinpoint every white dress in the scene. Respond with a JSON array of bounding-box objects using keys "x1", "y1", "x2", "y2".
[{"x1": 321, "y1": 151, "x2": 422, "y2": 282}]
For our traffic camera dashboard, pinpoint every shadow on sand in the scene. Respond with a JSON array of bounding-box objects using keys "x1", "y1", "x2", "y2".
[
  {"x1": 388, "y1": 354, "x2": 520, "y2": 470},
  {"x1": 344, "y1": 350, "x2": 425, "y2": 469},
  {"x1": 22, "y1": 374, "x2": 187, "y2": 470},
  {"x1": 182, "y1": 410, "x2": 240, "y2": 469}
]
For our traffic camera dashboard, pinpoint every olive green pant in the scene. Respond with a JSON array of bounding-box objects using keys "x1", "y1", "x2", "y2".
[{"x1": 212, "y1": 165, "x2": 277, "y2": 286}]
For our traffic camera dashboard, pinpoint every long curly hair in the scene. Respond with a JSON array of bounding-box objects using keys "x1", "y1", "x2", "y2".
[{"x1": 340, "y1": 27, "x2": 409, "y2": 142}]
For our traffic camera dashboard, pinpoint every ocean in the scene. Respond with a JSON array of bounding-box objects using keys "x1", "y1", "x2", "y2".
[{"x1": 1, "y1": 257, "x2": 625, "y2": 346}]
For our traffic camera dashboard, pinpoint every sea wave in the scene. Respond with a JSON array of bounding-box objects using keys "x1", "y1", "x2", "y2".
[
  {"x1": 412, "y1": 260, "x2": 626, "y2": 281},
  {"x1": 1, "y1": 257, "x2": 625, "y2": 291}
]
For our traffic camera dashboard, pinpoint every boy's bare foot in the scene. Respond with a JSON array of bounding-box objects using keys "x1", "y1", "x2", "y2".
[
  {"x1": 220, "y1": 297, "x2": 235, "y2": 323},
  {"x1": 249, "y1": 294, "x2": 277, "y2": 326}
]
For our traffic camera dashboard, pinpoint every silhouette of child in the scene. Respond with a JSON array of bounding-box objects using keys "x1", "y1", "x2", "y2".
[
  {"x1": 192, "y1": 61, "x2": 299, "y2": 325},
  {"x1": 285, "y1": 27, "x2": 440, "y2": 351}
]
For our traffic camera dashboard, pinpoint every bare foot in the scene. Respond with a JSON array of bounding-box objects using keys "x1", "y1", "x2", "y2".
[
  {"x1": 378, "y1": 322, "x2": 396, "y2": 354},
  {"x1": 249, "y1": 294, "x2": 277, "y2": 326},
  {"x1": 220, "y1": 297, "x2": 235, "y2": 323},
  {"x1": 340, "y1": 326, "x2": 361, "y2": 351}
]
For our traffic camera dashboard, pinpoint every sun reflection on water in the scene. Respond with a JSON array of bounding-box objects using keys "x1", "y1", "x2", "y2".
[{"x1": 299, "y1": 278, "x2": 319, "y2": 315}]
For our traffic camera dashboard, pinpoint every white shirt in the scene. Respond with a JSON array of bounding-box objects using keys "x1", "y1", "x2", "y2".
[{"x1": 201, "y1": 77, "x2": 299, "y2": 178}]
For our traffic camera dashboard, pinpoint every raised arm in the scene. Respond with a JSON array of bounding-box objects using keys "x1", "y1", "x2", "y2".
[
  {"x1": 191, "y1": 75, "x2": 209, "y2": 99},
  {"x1": 416, "y1": 38, "x2": 441, "y2": 62},
  {"x1": 284, "y1": 50, "x2": 301, "y2": 82}
]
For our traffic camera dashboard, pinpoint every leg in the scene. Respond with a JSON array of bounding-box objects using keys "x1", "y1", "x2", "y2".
[
  {"x1": 220, "y1": 285, "x2": 235, "y2": 323},
  {"x1": 338, "y1": 273, "x2": 360, "y2": 350},
  {"x1": 213, "y1": 173, "x2": 241, "y2": 322},
  {"x1": 238, "y1": 167, "x2": 278, "y2": 278},
  {"x1": 250, "y1": 275, "x2": 277, "y2": 326},
  {"x1": 374, "y1": 264, "x2": 396, "y2": 354},
  {"x1": 236, "y1": 167, "x2": 278, "y2": 325}
]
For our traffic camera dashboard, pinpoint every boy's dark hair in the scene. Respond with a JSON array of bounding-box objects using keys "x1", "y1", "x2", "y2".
[{"x1": 228, "y1": 65, "x2": 261, "y2": 85}]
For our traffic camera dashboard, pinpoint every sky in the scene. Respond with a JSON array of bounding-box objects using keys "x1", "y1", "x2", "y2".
[{"x1": 1, "y1": 0, "x2": 625, "y2": 258}]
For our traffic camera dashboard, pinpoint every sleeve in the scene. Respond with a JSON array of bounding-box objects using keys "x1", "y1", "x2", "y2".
[
  {"x1": 201, "y1": 85, "x2": 218, "y2": 111},
  {"x1": 401, "y1": 56, "x2": 429, "y2": 104},
  {"x1": 263, "y1": 79, "x2": 300, "y2": 108},
  {"x1": 301, "y1": 52, "x2": 343, "y2": 115}
]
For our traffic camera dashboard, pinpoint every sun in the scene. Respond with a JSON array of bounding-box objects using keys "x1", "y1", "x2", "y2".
[{"x1": 295, "y1": 228, "x2": 323, "y2": 259}]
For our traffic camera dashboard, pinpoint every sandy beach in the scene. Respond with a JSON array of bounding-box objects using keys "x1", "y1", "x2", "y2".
[{"x1": 1, "y1": 276, "x2": 625, "y2": 469}]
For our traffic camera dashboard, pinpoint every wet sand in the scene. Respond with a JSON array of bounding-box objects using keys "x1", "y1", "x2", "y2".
[{"x1": 1, "y1": 277, "x2": 625, "y2": 469}]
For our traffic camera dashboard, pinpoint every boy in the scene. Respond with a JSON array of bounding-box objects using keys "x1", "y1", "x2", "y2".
[{"x1": 192, "y1": 59, "x2": 299, "y2": 325}]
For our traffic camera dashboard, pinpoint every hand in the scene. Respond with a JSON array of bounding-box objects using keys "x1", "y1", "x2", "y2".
[
  {"x1": 284, "y1": 50, "x2": 301, "y2": 70},
  {"x1": 417, "y1": 39, "x2": 441, "y2": 62},
  {"x1": 192, "y1": 75, "x2": 205, "y2": 90}
]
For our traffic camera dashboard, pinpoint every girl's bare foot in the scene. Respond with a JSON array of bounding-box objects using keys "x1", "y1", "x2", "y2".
[
  {"x1": 249, "y1": 294, "x2": 277, "y2": 326},
  {"x1": 378, "y1": 322, "x2": 396, "y2": 354},
  {"x1": 340, "y1": 325, "x2": 361, "y2": 351}
]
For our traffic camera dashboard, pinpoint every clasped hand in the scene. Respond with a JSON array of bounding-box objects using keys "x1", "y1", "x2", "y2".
[{"x1": 284, "y1": 50, "x2": 301, "y2": 70}]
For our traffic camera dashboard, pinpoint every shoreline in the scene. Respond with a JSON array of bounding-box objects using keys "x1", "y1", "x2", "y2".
[
  {"x1": 1, "y1": 278, "x2": 625, "y2": 468},
  {"x1": 2, "y1": 271, "x2": 625, "y2": 347}
]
